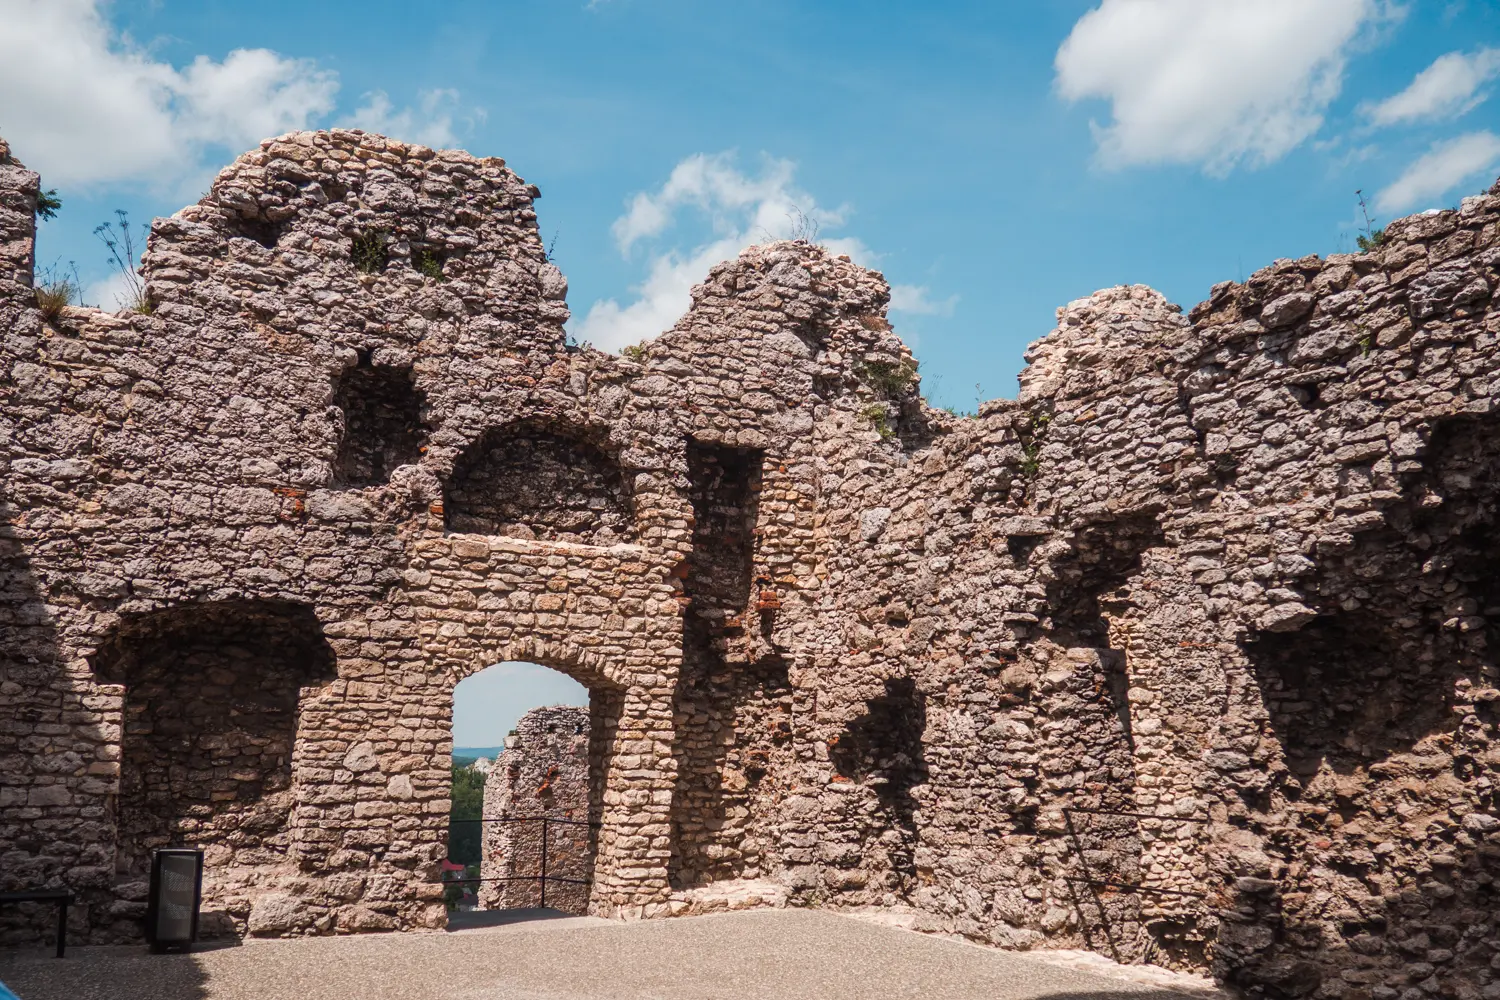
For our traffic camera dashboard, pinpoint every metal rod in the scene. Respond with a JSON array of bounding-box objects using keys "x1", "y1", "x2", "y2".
[
  {"x1": 55, "y1": 897, "x2": 67, "y2": 959},
  {"x1": 448, "y1": 816, "x2": 601, "y2": 827},
  {"x1": 1061, "y1": 877, "x2": 1208, "y2": 900},
  {"x1": 539, "y1": 817, "x2": 548, "y2": 909},
  {"x1": 1062, "y1": 808, "x2": 1211, "y2": 824}
]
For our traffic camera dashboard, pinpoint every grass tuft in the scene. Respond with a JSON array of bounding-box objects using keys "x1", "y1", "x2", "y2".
[
  {"x1": 352, "y1": 229, "x2": 390, "y2": 274},
  {"x1": 860, "y1": 403, "x2": 895, "y2": 439},
  {"x1": 33, "y1": 259, "x2": 83, "y2": 321},
  {"x1": 413, "y1": 247, "x2": 444, "y2": 280}
]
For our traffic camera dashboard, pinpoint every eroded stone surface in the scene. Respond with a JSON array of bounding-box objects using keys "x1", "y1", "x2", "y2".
[
  {"x1": 3, "y1": 128, "x2": 1500, "y2": 998},
  {"x1": 478, "y1": 705, "x2": 592, "y2": 914}
]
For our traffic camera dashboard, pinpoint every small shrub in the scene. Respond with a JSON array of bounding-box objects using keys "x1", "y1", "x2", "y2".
[
  {"x1": 1020, "y1": 446, "x2": 1041, "y2": 479},
  {"x1": 36, "y1": 189, "x2": 61, "y2": 221},
  {"x1": 93, "y1": 210, "x2": 151, "y2": 313},
  {"x1": 858, "y1": 359, "x2": 917, "y2": 397},
  {"x1": 351, "y1": 229, "x2": 389, "y2": 274},
  {"x1": 1355, "y1": 228, "x2": 1387, "y2": 252},
  {"x1": 412, "y1": 246, "x2": 444, "y2": 280},
  {"x1": 620, "y1": 342, "x2": 647, "y2": 361},
  {"x1": 1019, "y1": 410, "x2": 1051, "y2": 478},
  {"x1": 860, "y1": 403, "x2": 895, "y2": 439},
  {"x1": 1354, "y1": 189, "x2": 1388, "y2": 254}
]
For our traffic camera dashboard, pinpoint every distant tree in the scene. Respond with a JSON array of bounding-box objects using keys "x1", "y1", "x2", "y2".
[{"x1": 448, "y1": 764, "x2": 487, "y2": 866}]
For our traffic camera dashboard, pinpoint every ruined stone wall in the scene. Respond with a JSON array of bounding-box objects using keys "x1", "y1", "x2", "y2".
[
  {"x1": 5, "y1": 124, "x2": 1500, "y2": 997},
  {"x1": 0, "y1": 128, "x2": 901, "y2": 945},
  {"x1": 478, "y1": 705, "x2": 592, "y2": 913}
]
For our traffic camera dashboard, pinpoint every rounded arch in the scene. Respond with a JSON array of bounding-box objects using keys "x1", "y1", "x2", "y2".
[
  {"x1": 441, "y1": 634, "x2": 632, "y2": 695},
  {"x1": 444, "y1": 418, "x2": 634, "y2": 544}
]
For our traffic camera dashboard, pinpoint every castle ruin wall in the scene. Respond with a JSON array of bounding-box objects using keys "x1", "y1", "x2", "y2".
[{"x1": 2, "y1": 127, "x2": 1500, "y2": 998}]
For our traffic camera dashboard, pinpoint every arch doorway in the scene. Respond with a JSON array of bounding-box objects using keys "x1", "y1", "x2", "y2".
[{"x1": 447, "y1": 661, "x2": 605, "y2": 922}]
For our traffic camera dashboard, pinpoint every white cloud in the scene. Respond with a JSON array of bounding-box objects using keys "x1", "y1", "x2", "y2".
[
  {"x1": 1376, "y1": 131, "x2": 1500, "y2": 214},
  {"x1": 1055, "y1": 0, "x2": 1390, "y2": 174},
  {"x1": 889, "y1": 284, "x2": 958, "y2": 317},
  {"x1": 573, "y1": 235, "x2": 744, "y2": 353},
  {"x1": 610, "y1": 153, "x2": 846, "y2": 254},
  {"x1": 84, "y1": 270, "x2": 139, "y2": 311},
  {"x1": 1363, "y1": 48, "x2": 1500, "y2": 126},
  {"x1": 342, "y1": 89, "x2": 483, "y2": 150},
  {"x1": 0, "y1": 0, "x2": 337, "y2": 188},
  {"x1": 575, "y1": 153, "x2": 899, "y2": 353}
]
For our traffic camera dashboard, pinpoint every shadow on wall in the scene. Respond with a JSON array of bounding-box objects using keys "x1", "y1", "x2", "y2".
[
  {"x1": 671, "y1": 440, "x2": 794, "y2": 889},
  {"x1": 1228, "y1": 412, "x2": 1500, "y2": 998},
  {"x1": 1245, "y1": 412, "x2": 1500, "y2": 780},
  {"x1": 1044, "y1": 511, "x2": 1165, "y2": 649},
  {"x1": 331, "y1": 349, "x2": 426, "y2": 488},
  {"x1": 830, "y1": 676, "x2": 929, "y2": 878},
  {"x1": 90, "y1": 600, "x2": 338, "y2": 938},
  {"x1": 0, "y1": 500, "x2": 79, "y2": 949}
]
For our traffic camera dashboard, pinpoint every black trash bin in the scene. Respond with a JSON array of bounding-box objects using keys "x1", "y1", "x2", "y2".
[{"x1": 146, "y1": 849, "x2": 203, "y2": 953}]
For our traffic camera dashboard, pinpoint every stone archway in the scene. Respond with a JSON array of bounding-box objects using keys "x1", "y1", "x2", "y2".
[{"x1": 403, "y1": 532, "x2": 683, "y2": 918}]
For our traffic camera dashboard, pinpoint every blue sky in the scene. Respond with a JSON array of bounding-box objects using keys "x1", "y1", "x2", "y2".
[
  {"x1": 4, "y1": 1, "x2": 1499, "y2": 411},
  {"x1": 453, "y1": 662, "x2": 587, "y2": 751},
  {"x1": 4, "y1": 1, "x2": 1499, "y2": 743}
]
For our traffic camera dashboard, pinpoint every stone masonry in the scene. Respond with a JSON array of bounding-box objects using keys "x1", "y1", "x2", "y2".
[
  {"x1": 2, "y1": 127, "x2": 1500, "y2": 998},
  {"x1": 478, "y1": 704, "x2": 592, "y2": 914}
]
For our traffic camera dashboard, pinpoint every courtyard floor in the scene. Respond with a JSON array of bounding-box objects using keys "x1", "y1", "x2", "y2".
[{"x1": 0, "y1": 908, "x2": 1222, "y2": 1000}]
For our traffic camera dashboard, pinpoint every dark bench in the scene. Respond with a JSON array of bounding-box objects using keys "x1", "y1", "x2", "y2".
[{"x1": 0, "y1": 890, "x2": 72, "y2": 957}]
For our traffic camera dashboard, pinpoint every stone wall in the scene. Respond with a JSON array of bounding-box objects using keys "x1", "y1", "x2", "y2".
[
  {"x1": 3, "y1": 126, "x2": 1500, "y2": 997},
  {"x1": 478, "y1": 705, "x2": 592, "y2": 914}
]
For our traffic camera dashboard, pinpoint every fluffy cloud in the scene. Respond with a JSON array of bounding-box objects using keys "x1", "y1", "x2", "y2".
[
  {"x1": 1055, "y1": 0, "x2": 1388, "y2": 174},
  {"x1": 342, "y1": 89, "x2": 482, "y2": 150},
  {"x1": 889, "y1": 284, "x2": 958, "y2": 317},
  {"x1": 1376, "y1": 131, "x2": 1500, "y2": 214},
  {"x1": 84, "y1": 270, "x2": 140, "y2": 312},
  {"x1": 0, "y1": 0, "x2": 337, "y2": 187},
  {"x1": 575, "y1": 153, "x2": 873, "y2": 352},
  {"x1": 610, "y1": 153, "x2": 846, "y2": 254},
  {"x1": 1363, "y1": 48, "x2": 1500, "y2": 126}
]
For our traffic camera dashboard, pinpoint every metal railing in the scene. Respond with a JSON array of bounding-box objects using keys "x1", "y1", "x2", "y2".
[{"x1": 439, "y1": 814, "x2": 601, "y2": 909}]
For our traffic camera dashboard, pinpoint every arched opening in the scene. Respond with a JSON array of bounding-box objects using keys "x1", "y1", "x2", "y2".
[
  {"x1": 444, "y1": 421, "x2": 633, "y2": 543},
  {"x1": 91, "y1": 600, "x2": 337, "y2": 915},
  {"x1": 447, "y1": 660, "x2": 612, "y2": 924}
]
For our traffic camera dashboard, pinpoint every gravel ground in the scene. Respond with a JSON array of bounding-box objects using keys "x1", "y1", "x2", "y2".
[{"x1": 0, "y1": 908, "x2": 1217, "y2": 1000}]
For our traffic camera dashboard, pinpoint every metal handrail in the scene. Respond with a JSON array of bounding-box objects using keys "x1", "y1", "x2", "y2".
[{"x1": 438, "y1": 814, "x2": 601, "y2": 908}]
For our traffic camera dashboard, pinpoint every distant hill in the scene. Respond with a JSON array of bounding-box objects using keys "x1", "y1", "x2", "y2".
[{"x1": 455, "y1": 746, "x2": 505, "y2": 761}]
